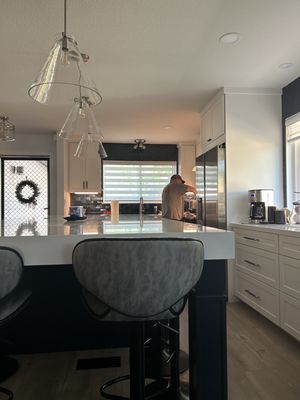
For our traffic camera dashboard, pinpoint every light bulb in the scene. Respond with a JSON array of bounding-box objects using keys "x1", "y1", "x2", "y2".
[
  {"x1": 78, "y1": 107, "x2": 86, "y2": 119},
  {"x1": 61, "y1": 50, "x2": 70, "y2": 65}
]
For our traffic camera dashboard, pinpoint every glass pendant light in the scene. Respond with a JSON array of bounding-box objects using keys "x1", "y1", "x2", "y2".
[
  {"x1": 74, "y1": 132, "x2": 107, "y2": 159},
  {"x1": 58, "y1": 96, "x2": 102, "y2": 141},
  {"x1": 0, "y1": 116, "x2": 15, "y2": 142},
  {"x1": 28, "y1": 0, "x2": 102, "y2": 106}
]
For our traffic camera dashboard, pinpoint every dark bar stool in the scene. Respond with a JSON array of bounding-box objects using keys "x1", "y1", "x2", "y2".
[
  {"x1": 0, "y1": 247, "x2": 31, "y2": 400},
  {"x1": 73, "y1": 237, "x2": 204, "y2": 400}
]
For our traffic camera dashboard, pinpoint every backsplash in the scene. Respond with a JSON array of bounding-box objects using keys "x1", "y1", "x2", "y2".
[{"x1": 70, "y1": 194, "x2": 161, "y2": 215}]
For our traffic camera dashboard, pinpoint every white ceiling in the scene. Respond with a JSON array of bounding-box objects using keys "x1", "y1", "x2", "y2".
[{"x1": 1, "y1": 0, "x2": 300, "y2": 144}]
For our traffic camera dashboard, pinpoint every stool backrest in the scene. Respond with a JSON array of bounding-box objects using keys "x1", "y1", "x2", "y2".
[
  {"x1": 0, "y1": 247, "x2": 23, "y2": 300},
  {"x1": 73, "y1": 238, "x2": 204, "y2": 318}
]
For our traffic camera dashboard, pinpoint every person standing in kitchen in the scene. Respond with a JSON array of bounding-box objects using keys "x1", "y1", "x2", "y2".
[{"x1": 162, "y1": 174, "x2": 196, "y2": 220}]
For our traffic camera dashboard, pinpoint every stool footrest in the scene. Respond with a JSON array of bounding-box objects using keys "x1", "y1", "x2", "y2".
[
  {"x1": 100, "y1": 375, "x2": 169, "y2": 400},
  {"x1": 0, "y1": 386, "x2": 14, "y2": 400}
]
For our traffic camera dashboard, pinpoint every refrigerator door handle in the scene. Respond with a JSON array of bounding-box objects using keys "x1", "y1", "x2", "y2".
[{"x1": 197, "y1": 197, "x2": 204, "y2": 223}]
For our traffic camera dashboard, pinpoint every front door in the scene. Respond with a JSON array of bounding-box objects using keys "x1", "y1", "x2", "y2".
[{"x1": 1, "y1": 157, "x2": 49, "y2": 234}]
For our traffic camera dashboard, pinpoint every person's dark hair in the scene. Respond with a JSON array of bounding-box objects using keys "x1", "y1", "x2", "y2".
[{"x1": 170, "y1": 174, "x2": 185, "y2": 184}]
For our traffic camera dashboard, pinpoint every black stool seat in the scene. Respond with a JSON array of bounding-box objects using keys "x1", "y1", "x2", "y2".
[
  {"x1": 0, "y1": 247, "x2": 31, "y2": 400},
  {"x1": 73, "y1": 237, "x2": 204, "y2": 400}
]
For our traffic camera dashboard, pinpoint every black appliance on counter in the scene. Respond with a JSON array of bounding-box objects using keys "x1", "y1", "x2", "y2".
[
  {"x1": 249, "y1": 201, "x2": 265, "y2": 222},
  {"x1": 195, "y1": 143, "x2": 226, "y2": 229}
]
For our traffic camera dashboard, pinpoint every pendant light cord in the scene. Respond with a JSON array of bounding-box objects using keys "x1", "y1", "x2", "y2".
[
  {"x1": 62, "y1": 0, "x2": 68, "y2": 52},
  {"x1": 63, "y1": 0, "x2": 67, "y2": 36}
]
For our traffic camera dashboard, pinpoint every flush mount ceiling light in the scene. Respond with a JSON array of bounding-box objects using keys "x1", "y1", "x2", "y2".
[
  {"x1": 279, "y1": 62, "x2": 294, "y2": 70},
  {"x1": 28, "y1": 0, "x2": 102, "y2": 106},
  {"x1": 0, "y1": 116, "x2": 15, "y2": 142},
  {"x1": 133, "y1": 139, "x2": 146, "y2": 152},
  {"x1": 58, "y1": 96, "x2": 102, "y2": 141},
  {"x1": 219, "y1": 32, "x2": 241, "y2": 44}
]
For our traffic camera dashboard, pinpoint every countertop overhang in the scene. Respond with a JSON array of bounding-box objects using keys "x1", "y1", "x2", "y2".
[{"x1": 0, "y1": 215, "x2": 235, "y2": 265}]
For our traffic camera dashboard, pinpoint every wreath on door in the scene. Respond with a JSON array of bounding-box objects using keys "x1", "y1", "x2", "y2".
[{"x1": 15, "y1": 180, "x2": 40, "y2": 206}]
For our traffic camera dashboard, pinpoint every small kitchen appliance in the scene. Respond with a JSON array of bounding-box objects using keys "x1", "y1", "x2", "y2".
[
  {"x1": 249, "y1": 202, "x2": 265, "y2": 222},
  {"x1": 248, "y1": 189, "x2": 274, "y2": 223}
]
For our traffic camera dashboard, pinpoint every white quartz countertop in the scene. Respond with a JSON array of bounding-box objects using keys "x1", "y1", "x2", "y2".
[
  {"x1": 0, "y1": 215, "x2": 235, "y2": 265},
  {"x1": 231, "y1": 222, "x2": 300, "y2": 237}
]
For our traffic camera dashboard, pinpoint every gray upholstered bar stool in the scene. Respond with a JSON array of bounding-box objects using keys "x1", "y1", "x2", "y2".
[
  {"x1": 73, "y1": 237, "x2": 204, "y2": 400},
  {"x1": 0, "y1": 247, "x2": 32, "y2": 400}
]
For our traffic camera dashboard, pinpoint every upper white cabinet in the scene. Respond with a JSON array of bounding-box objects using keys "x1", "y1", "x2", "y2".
[
  {"x1": 68, "y1": 142, "x2": 101, "y2": 192},
  {"x1": 201, "y1": 94, "x2": 225, "y2": 150}
]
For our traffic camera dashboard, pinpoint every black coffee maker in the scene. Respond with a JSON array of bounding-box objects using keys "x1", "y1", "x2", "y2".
[{"x1": 249, "y1": 201, "x2": 265, "y2": 222}]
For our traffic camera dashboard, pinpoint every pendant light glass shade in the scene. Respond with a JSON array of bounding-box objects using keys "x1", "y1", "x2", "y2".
[
  {"x1": 0, "y1": 116, "x2": 15, "y2": 142},
  {"x1": 98, "y1": 141, "x2": 108, "y2": 159},
  {"x1": 28, "y1": 34, "x2": 102, "y2": 106},
  {"x1": 58, "y1": 96, "x2": 103, "y2": 141},
  {"x1": 73, "y1": 132, "x2": 107, "y2": 159}
]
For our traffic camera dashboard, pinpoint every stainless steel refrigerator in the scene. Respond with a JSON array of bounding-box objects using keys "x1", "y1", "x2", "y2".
[{"x1": 196, "y1": 143, "x2": 226, "y2": 229}]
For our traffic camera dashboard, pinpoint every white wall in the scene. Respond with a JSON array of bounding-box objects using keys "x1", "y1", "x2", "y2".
[
  {"x1": 226, "y1": 91, "x2": 283, "y2": 223},
  {"x1": 178, "y1": 143, "x2": 196, "y2": 186},
  {"x1": 225, "y1": 89, "x2": 283, "y2": 302},
  {"x1": 0, "y1": 132, "x2": 57, "y2": 214}
]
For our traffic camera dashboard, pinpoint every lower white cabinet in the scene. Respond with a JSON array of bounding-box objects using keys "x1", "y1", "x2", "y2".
[
  {"x1": 236, "y1": 243, "x2": 279, "y2": 288},
  {"x1": 233, "y1": 224, "x2": 300, "y2": 341},
  {"x1": 280, "y1": 292, "x2": 300, "y2": 341},
  {"x1": 235, "y1": 271, "x2": 280, "y2": 325},
  {"x1": 280, "y1": 255, "x2": 300, "y2": 301}
]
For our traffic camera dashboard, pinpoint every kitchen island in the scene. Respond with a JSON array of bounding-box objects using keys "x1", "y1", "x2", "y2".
[{"x1": 0, "y1": 215, "x2": 234, "y2": 400}]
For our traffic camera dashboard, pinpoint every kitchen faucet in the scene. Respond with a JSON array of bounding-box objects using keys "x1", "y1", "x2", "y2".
[{"x1": 139, "y1": 196, "x2": 144, "y2": 215}]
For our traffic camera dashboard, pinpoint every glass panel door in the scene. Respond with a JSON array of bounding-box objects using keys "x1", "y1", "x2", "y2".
[{"x1": 1, "y1": 158, "x2": 49, "y2": 221}]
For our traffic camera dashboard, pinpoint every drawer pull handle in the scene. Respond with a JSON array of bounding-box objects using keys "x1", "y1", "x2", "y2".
[
  {"x1": 245, "y1": 289, "x2": 261, "y2": 300},
  {"x1": 244, "y1": 259, "x2": 261, "y2": 268},
  {"x1": 243, "y1": 236, "x2": 260, "y2": 242}
]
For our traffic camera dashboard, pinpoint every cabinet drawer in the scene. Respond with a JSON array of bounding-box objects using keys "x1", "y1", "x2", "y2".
[
  {"x1": 235, "y1": 271, "x2": 279, "y2": 325},
  {"x1": 279, "y1": 255, "x2": 300, "y2": 300},
  {"x1": 236, "y1": 244, "x2": 279, "y2": 288},
  {"x1": 279, "y1": 235, "x2": 300, "y2": 260},
  {"x1": 235, "y1": 228, "x2": 278, "y2": 253},
  {"x1": 280, "y1": 293, "x2": 300, "y2": 341}
]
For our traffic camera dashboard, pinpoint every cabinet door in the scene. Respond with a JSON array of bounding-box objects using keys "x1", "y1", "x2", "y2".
[
  {"x1": 235, "y1": 228, "x2": 278, "y2": 253},
  {"x1": 280, "y1": 292, "x2": 300, "y2": 341},
  {"x1": 68, "y1": 142, "x2": 85, "y2": 192},
  {"x1": 85, "y1": 157, "x2": 101, "y2": 192},
  {"x1": 211, "y1": 95, "x2": 224, "y2": 141},
  {"x1": 280, "y1": 255, "x2": 300, "y2": 300},
  {"x1": 279, "y1": 235, "x2": 300, "y2": 260},
  {"x1": 235, "y1": 270, "x2": 280, "y2": 325},
  {"x1": 201, "y1": 109, "x2": 212, "y2": 146},
  {"x1": 236, "y1": 243, "x2": 279, "y2": 288}
]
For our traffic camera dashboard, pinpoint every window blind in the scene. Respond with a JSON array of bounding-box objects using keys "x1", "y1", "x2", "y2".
[
  {"x1": 103, "y1": 161, "x2": 177, "y2": 202},
  {"x1": 286, "y1": 112, "x2": 300, "y2": 142}
]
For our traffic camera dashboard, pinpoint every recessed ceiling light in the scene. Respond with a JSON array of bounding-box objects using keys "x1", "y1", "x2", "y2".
[
  {"x1": 278, "y1": 62, "x2": 294, "y2": 70},
  {"x1": 219, "y1": 32, "x2": 241, "y2": 44}
]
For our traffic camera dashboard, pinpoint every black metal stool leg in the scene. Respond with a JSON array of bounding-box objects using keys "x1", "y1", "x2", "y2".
[
  {"x1": 169, "y1": 318, "x2": 180, "y2": 396},
  {"x1": 0, "y1": 357, "x2": 19, "y2": 382},
  {"x1": 130, "y1": 322, "x2": 145, "y2": 400}
]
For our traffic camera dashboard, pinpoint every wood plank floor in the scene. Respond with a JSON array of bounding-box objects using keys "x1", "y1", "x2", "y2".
[{"x1": 2, "y1": 302, "x2": 300, "y2": 400}]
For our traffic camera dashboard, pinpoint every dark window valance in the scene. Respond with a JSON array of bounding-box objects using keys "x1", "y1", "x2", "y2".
[{"x1": 103, "y1": 143, "x2": 178, "y2": 162}]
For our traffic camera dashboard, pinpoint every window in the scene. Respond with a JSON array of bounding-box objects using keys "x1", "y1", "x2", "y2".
[
  {"x1": 286, "y1": 112, "x2": 300, "y2": 207},
  {"x1": 103, "y1": 161, "x2": 177, "y2": 202}
]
